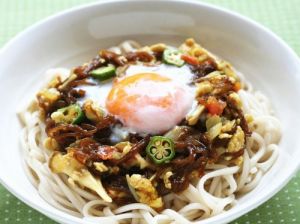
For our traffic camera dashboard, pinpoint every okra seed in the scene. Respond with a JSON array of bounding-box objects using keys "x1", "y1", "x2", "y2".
[
  {"x1": 155, "y1": 153, "x2": 163, "y2": 160},
  {"x1": 150, "y1": 147, "x2": 157, "y2": 154}
]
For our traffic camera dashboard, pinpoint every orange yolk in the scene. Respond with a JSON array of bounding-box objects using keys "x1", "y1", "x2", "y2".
[{"x1": 106, "y1": 73, "x2": 193, "y2": 134}]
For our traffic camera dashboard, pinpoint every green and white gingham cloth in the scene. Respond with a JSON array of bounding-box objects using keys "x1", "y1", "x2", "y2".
[{"x1": 0, "y1": 0, "x2": 299, "y2": 223}]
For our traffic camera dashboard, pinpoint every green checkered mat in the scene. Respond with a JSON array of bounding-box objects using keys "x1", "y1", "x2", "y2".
[{"x1": 0, "y1": 0, "x2": 299, "y2": 223}]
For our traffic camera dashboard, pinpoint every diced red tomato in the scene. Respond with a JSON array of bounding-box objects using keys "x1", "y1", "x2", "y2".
[
  {"x1": 200, "y1": 96, "x2": 227, "y2": 115},
  {"x1": 181, "y1": 54, "x2": 199, "y2": 65}
]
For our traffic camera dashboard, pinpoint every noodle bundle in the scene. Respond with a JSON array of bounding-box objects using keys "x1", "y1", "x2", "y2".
[{"x1": 19, "y1": 39, "x2": 281, "y2": 223}]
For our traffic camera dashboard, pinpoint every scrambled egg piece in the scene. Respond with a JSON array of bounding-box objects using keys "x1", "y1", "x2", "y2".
[
  {"x1": 245, "y1": 114, "x2": 254, "y2": 124},
  {"x1": 47, "y1": 75, "x2": 62, "y2": 88},
  {"x1": 179, "y1": 38, "x2": 199, "y2": 53},
  {"x1": 49, "y1": 152, "x2": 112, "y2": 202},
  {"x1": 229, "y1": 92, "x2": 242, "y2": 108},
  {"x1": 221, "y1": 120, "x2": 236, "y2": 132},
  {"x1": 179, "y1": 38, "x2": 210, "y2": 58},
  {"x1": 93, "y1": 162, "x2": 109, "y2": 173},
  {"x1": 163, "y1": 171, "x2": 173, "y2": 189},
  {"x1": 207, "y1": 122, "x2": 222, "y2": 140},
  {"x1": 112, "y1": 141, "x2": 132, "y2": 160},
  {"x1": 186, "y1": 104, "x2": 205, "y2": 125},
  {"x1": 219, "y1": 133, "x2": 232, "y2": 139},
  {"x1": 37, "y1": 88, "x2": 60, "y2": 105},
  {"x1": 217, "y1": 60, "x2": 238, "y2": 79},
  {"x1": 126, "y1": 174, "x2": 163, "y2": 210},
  {"x1": 206, "y1": 115, "x2": 222, "y2": 140},
  {"x1": 227, "y1": 126, "x2": 245, "y2": 153},
  {"x1": 233, "y1": 156, "x2": 244, "y2": 166},
  {"x1": 83, "y1": 100, "x2": 105, "y2": 123},
  {"x1": 58, "y1": 74, "x2": 77, "y2": 90},
  {"x1": 206, "y1": 115, "x2": 221, "y2": 130},
  {"x1": 196, "y1": 81, "x2": 213, "y2": 97},
  {"x1": 44, "y1": 137, "x2": 59, "y2": 151},
  {"x1": 204, "y1": 70, "x2": 221, "y2": 79},
  {"x1": 150, "y1": 43, "x2": 166, "y2": 52}
]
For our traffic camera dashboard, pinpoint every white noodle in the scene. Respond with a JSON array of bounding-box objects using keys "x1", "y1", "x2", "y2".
[{"x1": 19, "y1": 40, "x2": 281, "y2": 223}]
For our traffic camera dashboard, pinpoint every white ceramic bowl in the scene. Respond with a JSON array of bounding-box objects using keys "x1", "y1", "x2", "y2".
[{"x1": 0, "y1": 0, "x2": 300, "y2": 223}]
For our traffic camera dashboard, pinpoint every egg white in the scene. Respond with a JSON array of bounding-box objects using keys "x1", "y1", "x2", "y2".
[
  {"x1": 75, "y1": 79, "x2": 112, "y2": 108},
  {"x1": 124, "y1": 64, "x2": 194, "y2": 86}
]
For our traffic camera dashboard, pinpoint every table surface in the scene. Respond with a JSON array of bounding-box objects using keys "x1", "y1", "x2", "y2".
[{"x1": 0, "y1": 0, "x2": 299, "y2": 223}]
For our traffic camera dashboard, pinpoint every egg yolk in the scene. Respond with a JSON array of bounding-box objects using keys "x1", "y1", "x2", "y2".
[{"x1": 106, "y1": 73, "x2": 193, "y2": 134}]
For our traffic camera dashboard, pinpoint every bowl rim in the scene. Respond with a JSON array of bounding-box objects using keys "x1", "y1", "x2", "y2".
[{"x1": 0, "y1": 0, "x2": 300, "y2": 223}]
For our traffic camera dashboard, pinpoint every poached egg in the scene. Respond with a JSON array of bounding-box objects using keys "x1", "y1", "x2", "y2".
[{"x1": 77, "y1": 64, "x2": 195, "y2": 134}]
